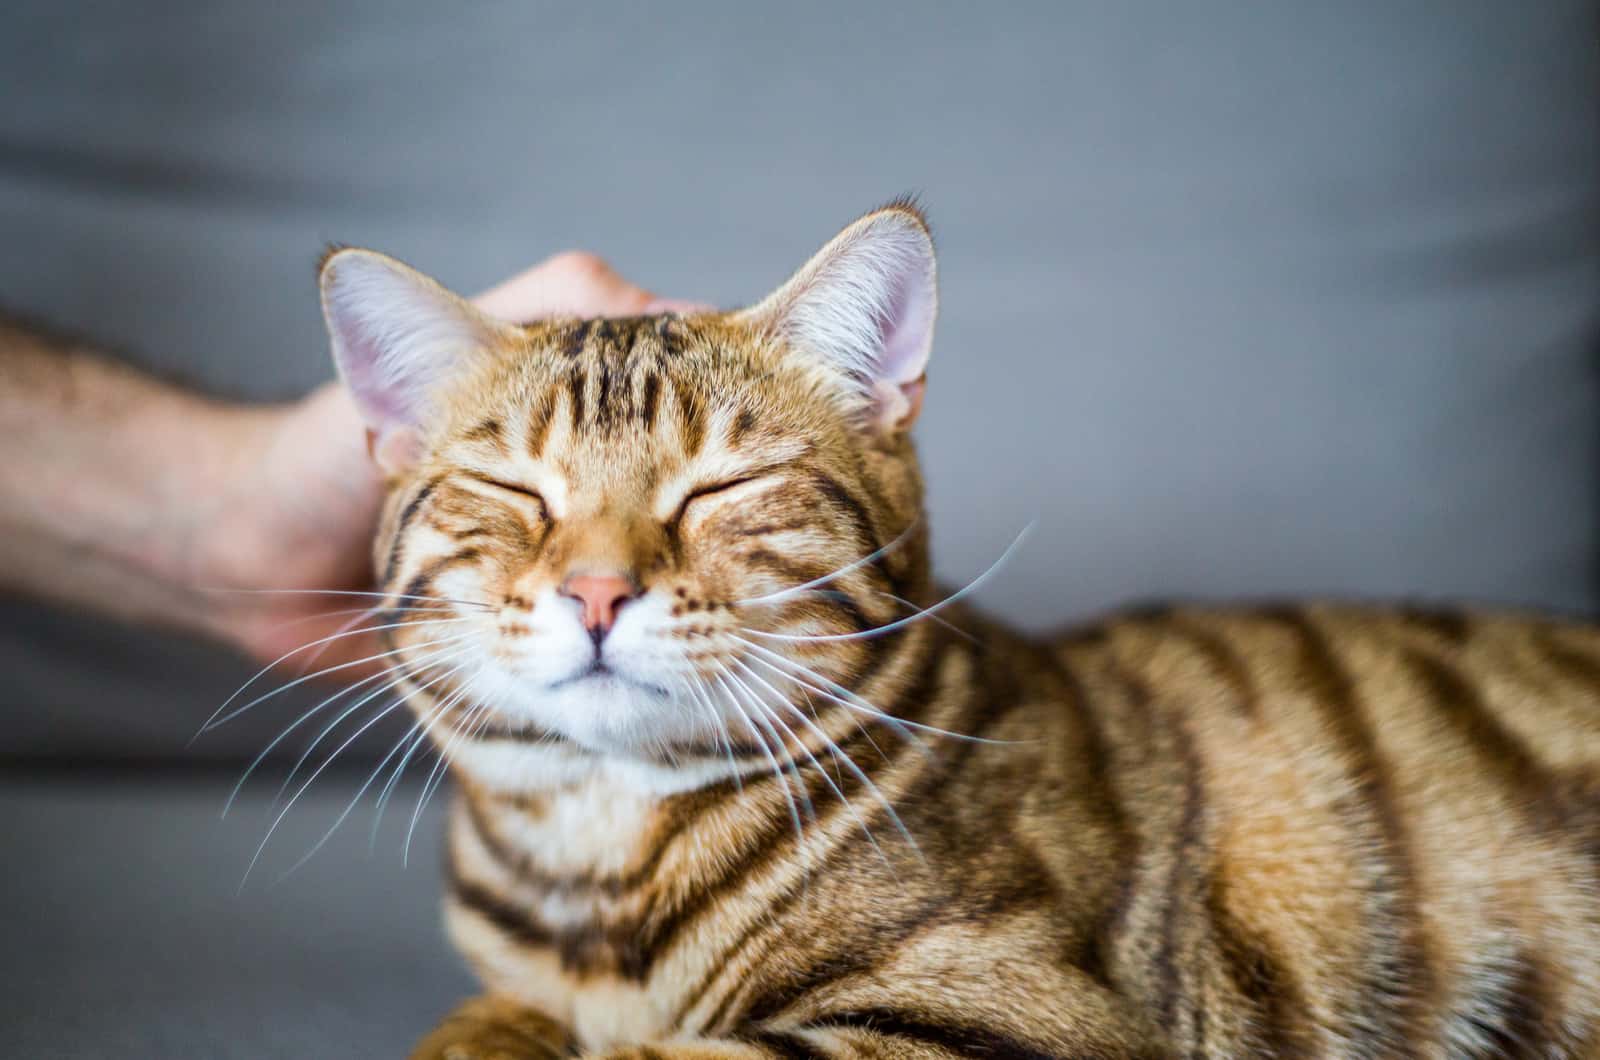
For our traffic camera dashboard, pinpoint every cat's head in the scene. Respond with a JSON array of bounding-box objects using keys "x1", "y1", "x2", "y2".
[{"x1": 319, "y1": 202, "x2": 937, "y2": 762}]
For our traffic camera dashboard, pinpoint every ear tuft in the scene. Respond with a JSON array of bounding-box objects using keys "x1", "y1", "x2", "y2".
[
  {"x1": 738, "y1": 202, "x2": 938, "y2": 434},
  {"x1": 319, "y1": 249, "x2": 515, "y2": 473}
]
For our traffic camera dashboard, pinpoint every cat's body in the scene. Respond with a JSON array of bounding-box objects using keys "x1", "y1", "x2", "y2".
[
  {"x1": 436, "y1": 602, "x2": 1600, "y2": 1059},
  {"x1": 314, "y1": 203, "x2": 1600, "y2": 1058}
]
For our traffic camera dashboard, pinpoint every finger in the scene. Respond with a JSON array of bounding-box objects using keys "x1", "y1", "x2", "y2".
[
  {"x1": 295, "y1": 383, "x2": 385, "y2": 509},
  {"x1": 472, "y1": 251, "x2": 659, "y2": 321},
  {"x1": 642, "y1": 298, "x2": 718, "y2": 315}
]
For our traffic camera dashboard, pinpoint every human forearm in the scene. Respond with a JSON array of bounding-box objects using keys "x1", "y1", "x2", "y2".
[
  {"x1": 0, "y1": 312, "x2": 268, "y2": 632},
  {"x1": 0, "y1": 252, "x2": 698, "y2": 670}
]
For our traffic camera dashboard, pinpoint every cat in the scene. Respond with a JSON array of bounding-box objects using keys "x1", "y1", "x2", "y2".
[{"x1": 316, "y1": 200, "x2": 1600, "y2": 1058}]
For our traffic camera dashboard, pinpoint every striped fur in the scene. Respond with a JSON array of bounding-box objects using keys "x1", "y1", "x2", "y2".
[{"x1": 326, "y1": 206, "x2": 1600, "y2": 1059}]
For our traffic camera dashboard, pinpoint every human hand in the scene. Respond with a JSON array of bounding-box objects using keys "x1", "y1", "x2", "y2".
[{"x1": 191, "y1": 251, "x2": 705, "y2": 677}]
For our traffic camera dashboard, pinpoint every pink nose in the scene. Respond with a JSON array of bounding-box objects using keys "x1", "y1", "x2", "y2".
[{"x1": 560, "y1": 573, "x2": 639, "y2": 636}]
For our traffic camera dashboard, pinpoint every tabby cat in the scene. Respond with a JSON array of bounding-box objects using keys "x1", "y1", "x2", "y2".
[{"x1": 316, "y1": 202, "x2": 1600, "y2": 1059}]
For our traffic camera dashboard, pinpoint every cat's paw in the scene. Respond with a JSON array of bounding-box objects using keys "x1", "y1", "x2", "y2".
[{"x1": 408, "y1": 996, "x2": 572, "y2": 1060}]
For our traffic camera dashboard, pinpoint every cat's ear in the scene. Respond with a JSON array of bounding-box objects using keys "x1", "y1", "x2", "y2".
[
  {"x1": 318, "y1": 248, "x2": 519, "y2": 474},
  {"x1": 736, "y1": 200, "x2": 937, "y2": 435}
]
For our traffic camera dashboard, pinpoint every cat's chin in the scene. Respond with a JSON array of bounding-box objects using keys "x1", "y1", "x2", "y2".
[{"x1": 468, "y1": 659, "x2": 720, "y2": 760}]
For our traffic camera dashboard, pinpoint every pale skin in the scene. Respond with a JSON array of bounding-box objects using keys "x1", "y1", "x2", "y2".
[{"x1": 0, "y1": 251, "x2": 703, "y2": 673}]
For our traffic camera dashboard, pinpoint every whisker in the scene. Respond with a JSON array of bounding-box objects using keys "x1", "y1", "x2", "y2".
[
  {"x1": 370, "y1": 670, "x2": 486, "y2": 849},
  {"x1": 370, "y1": 706, "x2": 451, "y2": 847},
  {"x1": 269, "y1": 642, "x2": 474, "y2": 808},
  {"x1": 196, "y1": 614, "x2": 476, "y2": 739},
  {"x1": 736, "y1": 643, "x2": 932, "y2": 751},
  {"x1": 738, "y1": 639, "x2": 1020, "y2": 746},
  {"x1": 404, "y1": 681, "x2": 491, "y2": 865},
  {"x1": 715, "y1": 673, "x2": 812, "y2": 883},
  {"x1": 270, "y1": 660, "x2": 476, "y2": 883},
  {"x1": 292, "y1": 604, "x2": 463, "y2": 675},
  {"x1": 221, "y1": 637, "x2": 469, "y2": 817},
  {"x1": 725, "y1": 670, "x2": 820, "y2": 831},
  {"x1": 736, "y1": 518, "x2": 921, "y2": 606},
  {"x1": 731, "y1": 660, "x2": 901, "y2": 871},
  {"x1": 779, "y1": 588, "x2": 979, "y2": 644},
  {"x1": 404, "y1": 721, "x2": 468, "y2": 865},
  {"x1": 684, "y1": 677, "x2": 745, "y2": 792},
  {"x1": 239, "y1": 658, "x2": 468, "y2": 890},
  {"x1": 744, "y1": 522, "x2": 1033, "y2": 644},
  {"x1": 732, "y1": 658, "x2": 919, "y2": 866},
  {"x1": 199, "y1": 625, "x2": 478, "y2": 734},
  {"x1": 202, "y1": 587, "x2": 494, "y2": 611},
  {"x1": 293, "y1": 605, "x2": 392, "y2": 677},
  {"x1": 801, "y1": 681, "x2": 891, "y2": 779},
  {"x1": 256, "y1": 603, "x2": 459, "y2": 640},
  {"x1": 405, "y1": 677, "x2": 496, "y2": 852}
]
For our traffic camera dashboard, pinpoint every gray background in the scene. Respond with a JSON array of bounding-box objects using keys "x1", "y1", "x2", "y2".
[
  {"x1": 1, "y1": 2, "x2": 1598, "y2": 1055},
  {"x1": 3, "y1": 0, "x2": 1597, "y2": 762}
]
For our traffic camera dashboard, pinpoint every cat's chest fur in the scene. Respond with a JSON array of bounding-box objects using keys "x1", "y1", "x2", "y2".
[{"x1": 443, "y1": 766, "x2": 708, "y2": 1049}]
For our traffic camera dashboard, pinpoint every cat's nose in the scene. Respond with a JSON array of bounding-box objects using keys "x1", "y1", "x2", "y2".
[{"x1": 559, "y1": 573, "x2": 640, "y2": 641}]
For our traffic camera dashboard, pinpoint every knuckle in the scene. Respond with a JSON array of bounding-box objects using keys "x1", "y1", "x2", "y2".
[{"x1": 545, "y1": 249, "x2": 614, "y2": 284}]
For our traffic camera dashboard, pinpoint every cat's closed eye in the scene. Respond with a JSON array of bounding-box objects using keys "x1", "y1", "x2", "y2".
[
  {"x1": 464, "y1": 474, "x2": 546, "y2": 515},
  {"x1": 673, "y1": 475, "x2": 767, "y2": 525}
]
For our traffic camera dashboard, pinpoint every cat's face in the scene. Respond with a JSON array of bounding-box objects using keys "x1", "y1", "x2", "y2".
[{"x1": 320, "y1": 203, "x2": 937, "y2": 761}]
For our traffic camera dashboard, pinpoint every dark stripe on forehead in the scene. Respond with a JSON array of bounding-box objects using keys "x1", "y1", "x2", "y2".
[
  {"x1": 562, "y1": 320, "x2": 591, "y2": 357},
  {"x1": 593, "y1": 316, "x2": 648, "y2": 361},
  {"x1": 526, "y1": 400, "x2": 555, "y2": 459},
  {"x1": 676, "y1": 383, "x2": 706, "y2": 456},
  {"x1": 655, "y1": 315, "x2": 680, "y2": 354},
  {"x1": 567, "y1": 368, "x2": 587, "y2": 428},
  {"x1": 595, "y1": 362, "x2": 615, "y2": 428},
  {"x1": 640, "y1": 371, "x2": 662, "y2": 432}
]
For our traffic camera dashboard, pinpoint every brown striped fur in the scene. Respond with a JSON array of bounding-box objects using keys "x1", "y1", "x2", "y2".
[{"x1": 321, "y1": 205, "x2": 1600, "y2": 1059}]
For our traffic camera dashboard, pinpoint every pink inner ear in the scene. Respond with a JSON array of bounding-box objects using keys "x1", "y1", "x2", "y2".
[
  {"x1": 322, "y1": 248, "x2": 501, "y2": 443},
  {"x1": 339, "y1": 328, "x2": 419, "y2": 430},
  {"x1": 875, "y1": 260, "x2": 936, "y2": 388}
]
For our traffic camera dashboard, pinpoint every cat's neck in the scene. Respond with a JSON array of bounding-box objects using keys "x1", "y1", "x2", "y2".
[{"x1": 445, "y1": 735, "x2": 738, "y2": 802}]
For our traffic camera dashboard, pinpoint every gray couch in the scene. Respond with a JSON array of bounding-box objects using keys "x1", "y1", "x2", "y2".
[{"x1": 3, "y1": 3, "x2": 1597, "y2": 1055}]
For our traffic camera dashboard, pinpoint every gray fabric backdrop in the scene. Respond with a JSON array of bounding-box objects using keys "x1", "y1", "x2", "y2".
[
  {"x1": 2, "y1": 1, "x2": 1598, "y2": 761},
  {"x1": 3, "y1": 4, "x2": 1599, "y2": 1057}
]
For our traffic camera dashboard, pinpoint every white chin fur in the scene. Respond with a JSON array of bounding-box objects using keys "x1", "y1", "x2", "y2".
[
  {"x1": 461, "y1": 587, "x2": 723, "y2": 759},
  {"x1": 475, "y1": 665, "x2": 712, "y2": 756}
]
